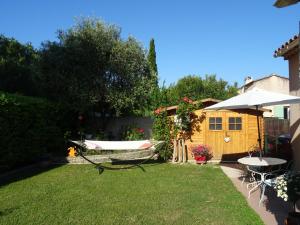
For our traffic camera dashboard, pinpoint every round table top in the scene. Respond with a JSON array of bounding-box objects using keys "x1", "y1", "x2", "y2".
[{"x1": 238, "y1": 157, "x2": 287, "y2": 166}]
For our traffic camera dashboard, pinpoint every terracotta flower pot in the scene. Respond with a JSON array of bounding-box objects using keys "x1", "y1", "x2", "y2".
[{"x1": 194, "y1": 155, "x2": 206, "y2": 164}]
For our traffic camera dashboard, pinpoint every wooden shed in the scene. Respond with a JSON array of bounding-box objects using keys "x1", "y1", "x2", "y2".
[{"x1": 167, "y1": 98, "x2": 265, "y2": 162}]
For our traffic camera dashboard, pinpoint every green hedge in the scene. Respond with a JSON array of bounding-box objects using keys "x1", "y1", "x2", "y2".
[{"x1": 0, "y1": 92, "x2": 73, "y2": 172}]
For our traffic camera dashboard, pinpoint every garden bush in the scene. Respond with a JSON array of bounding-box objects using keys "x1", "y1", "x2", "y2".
[
  {"x1": 120, "y1": 125, "x2": 145, "y2": 141},
  {"x1": 152, "y1": 108, "x2": 173, "y2": 160},
  {"x1": 0, "y1": 92, "x2": 73, "y2": 172}
]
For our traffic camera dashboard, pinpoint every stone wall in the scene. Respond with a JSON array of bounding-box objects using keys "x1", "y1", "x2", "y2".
[{"x1": 55, "y1": 149, "x2": 154, "y2": 164}]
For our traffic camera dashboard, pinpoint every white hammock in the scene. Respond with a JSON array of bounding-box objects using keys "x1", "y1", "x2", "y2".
[{"x1": 71, "y1": 140, "x2": 157, "y2": 151}]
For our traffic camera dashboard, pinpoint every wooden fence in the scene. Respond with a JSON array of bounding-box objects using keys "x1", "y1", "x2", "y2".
[{"x1": 264, "y1": 118, "x2": 290, "y2": 137}]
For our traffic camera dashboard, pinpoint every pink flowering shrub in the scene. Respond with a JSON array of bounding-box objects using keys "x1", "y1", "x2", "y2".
[
  {"x1": 176, "y1": 97, "x2": 196, "y2": 131},
  {"x1": 191, "y1": 144, "x2": 212, "y2": 160}
]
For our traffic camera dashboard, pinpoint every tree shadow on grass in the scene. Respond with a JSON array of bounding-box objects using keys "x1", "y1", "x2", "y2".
[
  {"x1": 94, "y1": 158, "x2": 165, "y2": 174},
  {"x1": 110, "y1": 158, "x2": 164, "y2": 166},
  {"x1": 0, "y1": 161, "x2": 67, "y2": 188},
  {"x1": 0, "y1": 207, "x2": 20, "y2": 217}
]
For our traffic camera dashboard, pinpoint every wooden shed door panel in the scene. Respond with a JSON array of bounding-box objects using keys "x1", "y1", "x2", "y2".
[
  {"x1": 205, "y1": 111, "x2": 246, "y2": 160},
  {"x1": 205, "y1": 111, "x2": 225, "y2": 159},
  {"x1": 223, "y1": 112, "x2": 246, "y2": 156}
]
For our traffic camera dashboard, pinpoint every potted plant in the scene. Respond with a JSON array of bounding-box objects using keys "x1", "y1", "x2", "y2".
[
  {"x1": 275, "y1": 171, "x2": 300, "y2": 222},
  {"x1": 191, "y1": 144, "x2": 212, "y2": 164}
]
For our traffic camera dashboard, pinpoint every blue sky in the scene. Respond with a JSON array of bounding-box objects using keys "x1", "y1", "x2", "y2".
[{"x1": 1, "y1": 0, "x2": 299, "y2": 87}]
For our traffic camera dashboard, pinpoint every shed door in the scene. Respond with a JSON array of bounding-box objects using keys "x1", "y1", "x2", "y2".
[
  {"x1": 223, "y1": 112, "x2": 246, "y2": 157},
  {"x1": 205, "y1": 111, "x2": 246, "y2": 160},
  {"x1": 205, "y1": 111, "x2": 225, "y2": 159}
]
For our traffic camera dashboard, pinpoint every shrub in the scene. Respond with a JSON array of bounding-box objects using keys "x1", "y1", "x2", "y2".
[
  {"x1": 121, "y1": 125, "x2": 145, "y2": 141},
  {"x1": 175, "y1": 97, "x2": 196, "y2": 132},
  {"x1": 0, "y1": 92, "x2": 73, "y2": 172},
  {"x1": 152, "y1": 108, "x2": 173, "y2": 160},
  {"x1": 275, "y1": 171, "x2": 300, "y2": 205}
]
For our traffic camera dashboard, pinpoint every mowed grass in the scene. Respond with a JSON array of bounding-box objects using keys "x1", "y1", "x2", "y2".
[{"x1": 0, "y1": 163, "x2": 263, "y2": 225}]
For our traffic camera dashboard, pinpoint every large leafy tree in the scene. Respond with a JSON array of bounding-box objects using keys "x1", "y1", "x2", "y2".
[
  {"x1": 202, "y1": 74, "x2": 237, "y2": 100},
  {"x1": 159, "y1": 74, "x2": 238, "y2": 106},
  {"x1": 0, "y1": 35, "x2": 38, "y2": 96},
  {"x1": 38, "y1": 18, "x2": 151, "y2": 116},
  {"x1": 172, "y1": 75, "x2": 204, "y2": 101}
]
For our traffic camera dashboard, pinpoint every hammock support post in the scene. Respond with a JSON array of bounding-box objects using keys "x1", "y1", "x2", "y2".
[
  {"x1": 172, "y1": 138, "x2": 187, "y2": 164},
  {"x1": 178, "y1": 139, "x2": 182, "y2": 163},
  {"x1": 172, "y1": 138, "x2": 178, "y2": 163},
  {"x1": 182, "y1": 139, "x2": 186, "y2": 163}
]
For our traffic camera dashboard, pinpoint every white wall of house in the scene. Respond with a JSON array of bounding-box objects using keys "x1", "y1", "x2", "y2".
[{"x1": 239, "y1": 74, "x2": 290, "y2": 118}]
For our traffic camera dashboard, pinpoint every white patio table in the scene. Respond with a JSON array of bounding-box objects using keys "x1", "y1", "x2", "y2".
[{"x1": 238, "y1": 156, "x2": 287, "y2": 206}]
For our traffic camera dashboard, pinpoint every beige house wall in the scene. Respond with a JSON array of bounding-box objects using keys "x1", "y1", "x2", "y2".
[
  {"x1": 243, "y1": 76, "x2": 289, "y2": 94},
  {"x1": 240, "y1": 75, "x2": 289, "y2": 117},
  {"x1": 287, "y1": 52, "x2": 300, "y2": 170}
]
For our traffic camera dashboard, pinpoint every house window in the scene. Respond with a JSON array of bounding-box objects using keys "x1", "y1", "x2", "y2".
[
  {"x1": 209, "y1": 117, "x2": 222, "y2": 130},
  {"x1": 284, "y1": 107, "x2": 289, "y2": 120},
  {"x1": 228, "y1": 117, "x2": 242, "y2": 130}
]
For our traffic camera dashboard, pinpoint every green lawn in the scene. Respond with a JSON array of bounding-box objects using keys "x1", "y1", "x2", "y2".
[{"x1": 0, "y1": 163, "x2": 263, "y2": 225}]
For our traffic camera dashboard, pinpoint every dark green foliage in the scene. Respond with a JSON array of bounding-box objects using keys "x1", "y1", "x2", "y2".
[
  {"x1": 175, "y1": 97, "x2": 198, "y2": 132},
  {"x1": 146, "y1": 38, "x2": 160, "y2": 113},
  {"x1": 174, "y1": 75, "x2": 204, "y2": 101},
  {"x1": 38, "y1": 18, "x2": 152, "y2": 117},
  {"x1": 0, "y1": 35, "x2": 39, "y2": 96},
  {"x1": 148, "y1": 39, "x2": 158, "y2": 74},
  {"x1": 0, "y1": 92, "x2": 72, "y2": 172},
  {"x1": 152, "y1": 109, "x2": 173, "y2": 160},
  {"x1": 156, "y1": 74, "x2": 239, "y2": 106},
  {"x1": 147, "y1": 38, "x2": 158, "y2": 82},
  {"x1": 202, "y1": 74, "x2": 238, "y2": 100},
  {"x1": 120, "y1": 125, "x2": 145, "y2": 140},
  {"x1": 152, "y1": 82, "x2": 172, "y2": 109}
]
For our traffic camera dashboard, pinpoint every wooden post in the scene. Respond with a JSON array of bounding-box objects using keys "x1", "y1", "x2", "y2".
[
  {"x1": 178, "y1": 139, "x2": 182, "y2": 163},
  {"x1": 182, "y1": 139, "x2": 186, "y2": 163},
  {"x1": 172, "y1": 138, "x2": 178, "y2": 163}
]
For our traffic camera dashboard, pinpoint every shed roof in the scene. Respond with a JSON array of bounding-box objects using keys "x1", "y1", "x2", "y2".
[
  {"x1": 157, "y1": 98, "x2": 270, "y2": 114},
  {"x1": 274, "y1": 35, "x2": 299, "y2": 59},
  {"x1": 165, "y1": 98, "x2": 221, "y2": 111}
]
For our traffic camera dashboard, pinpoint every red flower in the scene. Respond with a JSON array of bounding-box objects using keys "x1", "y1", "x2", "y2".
[
  {"x1": 154, "y1": 108, "x2": 161, "y2": 115},
  {"x1": 137, "y1": 128, "x2": 144, "y2": 133},
  {"x1": 182, "y1": 97, "x2": 193, "y2": 103}
]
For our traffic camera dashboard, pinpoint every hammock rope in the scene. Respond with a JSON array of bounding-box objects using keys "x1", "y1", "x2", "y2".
[{"x1": 72, "y1": 141, "x2": 163, "y2": 174}]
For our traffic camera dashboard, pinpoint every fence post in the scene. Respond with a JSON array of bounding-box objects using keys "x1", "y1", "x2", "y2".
[
  {"x1": 264, "y1": 134, "x2": 268, "y2": 154},
  {"x1": 172, "y1": 138, "x2": 177, "y2": 163},
  {"x1": 178, "y1": 139, "x2": 182, "y2": 163},
  {"x1": 182, "y1": 139, "x2": 186, "y2": 163}
]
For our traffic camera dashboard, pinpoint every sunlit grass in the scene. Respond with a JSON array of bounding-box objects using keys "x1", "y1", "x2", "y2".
[{"x1": 0, "y1": 163, "x2": 263, "y2": 225}]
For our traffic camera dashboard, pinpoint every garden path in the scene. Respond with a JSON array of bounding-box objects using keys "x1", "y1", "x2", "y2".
[{"x1": 220, "y1": 164, "x2": 293, "y2": 225}]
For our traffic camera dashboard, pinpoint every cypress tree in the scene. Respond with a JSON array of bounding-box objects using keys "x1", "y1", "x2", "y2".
[{"x1": 148, "y1": 38, "x2": 158, "y2": 86}]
